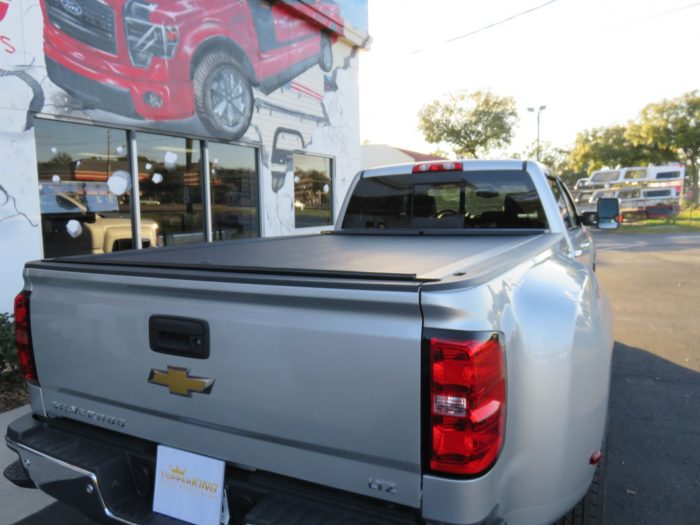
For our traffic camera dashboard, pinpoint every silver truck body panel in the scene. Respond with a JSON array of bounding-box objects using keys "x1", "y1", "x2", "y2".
[
  {"x1": 26, "y1": 269, "x2": 424, "y2": 506},
  {"x1": 421, "y1": 245, "x2": 613, "y2": 524},
  {"x1": 12, "y1": 161, "x2": 614, "y2": 525}
]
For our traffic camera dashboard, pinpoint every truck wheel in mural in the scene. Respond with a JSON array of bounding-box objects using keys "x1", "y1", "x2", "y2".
[
  {"x1": 194, "y1": 52, "x2": 254, "y2": 141},
  {"x1": 318, "y1": 34, "x2": 333, "y2": 73}
]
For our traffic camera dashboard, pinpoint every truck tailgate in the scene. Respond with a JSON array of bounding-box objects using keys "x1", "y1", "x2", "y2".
[{"x1": 27, "y1": 267, "x2": 423, "y2": 507}]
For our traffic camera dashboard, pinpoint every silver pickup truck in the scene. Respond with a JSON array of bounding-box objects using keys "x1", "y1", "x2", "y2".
[{"x1": 5, "y1": 160, "x2": 617, "y2": 525}]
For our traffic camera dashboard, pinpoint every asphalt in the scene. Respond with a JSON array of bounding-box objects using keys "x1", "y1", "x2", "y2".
[
  {"x1": 0, "y1": 405, "x2": 58, "y2": 524},
  {"x1": 1, "y1": 231, "x2": 699, "y2": 524},
  {"x1": 593, "y1": 233, "x2": 700, "y2": 524}
]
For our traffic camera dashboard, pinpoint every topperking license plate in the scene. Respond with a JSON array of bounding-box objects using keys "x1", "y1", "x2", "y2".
[{"x1": 153, "y1": 445, "x2": 226, "y2": 525}]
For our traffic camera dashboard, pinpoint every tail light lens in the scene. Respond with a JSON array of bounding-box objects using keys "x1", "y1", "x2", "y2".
[
  {"x1": 14, "y1": 291, "x2": 38, "y2": 383},
  {"x1": 428, "y1": 332, "x2": 505, "y2": 476},
  {"x1": 412, "y1": 162, "x2": 463, "y2": 173}
]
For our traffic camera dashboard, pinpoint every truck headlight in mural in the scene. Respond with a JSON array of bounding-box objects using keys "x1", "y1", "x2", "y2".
[{"x1": 124, "y1": 0, "x2": 179, "y2": 69}]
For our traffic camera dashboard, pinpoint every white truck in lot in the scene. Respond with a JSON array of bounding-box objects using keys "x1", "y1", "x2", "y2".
[{"x1": 5, "y1": 160, "x2": 618, "y2": 525}]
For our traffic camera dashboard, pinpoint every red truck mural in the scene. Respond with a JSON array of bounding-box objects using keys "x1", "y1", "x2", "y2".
[
  {"x1": 0, "y1": 0, "x2": 11, "y2": 22},
  {"x1": 40, "y1": 0, "x2": 344, "y2": 140}
]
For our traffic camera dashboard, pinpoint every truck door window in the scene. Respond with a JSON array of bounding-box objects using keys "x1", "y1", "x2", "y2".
[{"x1": 548, "y1": 178, "x2": 577, "y2": 229}]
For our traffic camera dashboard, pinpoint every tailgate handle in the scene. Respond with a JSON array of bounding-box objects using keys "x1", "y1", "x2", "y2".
[{"x1": 149, "y1": 316, "x2": 209, "y2": 359}]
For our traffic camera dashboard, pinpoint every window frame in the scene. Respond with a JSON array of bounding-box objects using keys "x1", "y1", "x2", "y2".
[
  {"x1": 548, "y1": 176, "x2": 579, "y2": 230},
  {"x1": 206, "y1": 139, "x2": 262, "y2": 242},
  {"x1": 33, "y1": 116, "x2": 261, "y2": 255},
  {"x1": 292, "y1": 151, "x2": 335, "y2": 230}
]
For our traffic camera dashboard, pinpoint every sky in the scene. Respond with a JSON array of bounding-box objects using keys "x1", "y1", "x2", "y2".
[{"x1": 359, "y1": 0, "x2": 700, "y2": 158}]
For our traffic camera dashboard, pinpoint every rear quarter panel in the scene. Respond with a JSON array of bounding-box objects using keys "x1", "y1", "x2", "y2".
[{"x1": 420, "y1": 239, "x2": 613, "y2": 525}]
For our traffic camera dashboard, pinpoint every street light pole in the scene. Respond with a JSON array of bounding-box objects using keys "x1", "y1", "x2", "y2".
[{"x1": 527, "y1": 105, "x2": 547, "y2": 161}]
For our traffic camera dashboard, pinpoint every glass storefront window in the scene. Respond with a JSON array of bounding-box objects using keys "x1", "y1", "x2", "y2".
[
  {"x1": 35, "y1": 119, "x2": 136, "y2": 258},
  {"x1": 36, "y1": 122, "x2": 262, "y2": 255},
  {"x1": 293, "y1": 154, "x2": 332, "y2": 228},
  {"x1": 209, "y1": 142, "x2": 259, "y2": 240},
  {"x1": 137, "y1": 134, "x2": 204, "y2": 246}
]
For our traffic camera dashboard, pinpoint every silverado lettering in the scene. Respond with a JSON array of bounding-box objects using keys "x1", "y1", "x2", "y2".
[{"x1": 49, "y1": 401, "x2": 126, "y2": 428}]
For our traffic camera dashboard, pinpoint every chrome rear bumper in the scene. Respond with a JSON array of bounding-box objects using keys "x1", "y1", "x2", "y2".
[{"x1": 6, "y1": 436, "x2": 141, "y2": 524}]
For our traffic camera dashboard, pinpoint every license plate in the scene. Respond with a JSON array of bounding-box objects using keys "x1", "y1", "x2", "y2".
[{"x1": 153, "y1": 445, "x2": 225, "y2": 525}]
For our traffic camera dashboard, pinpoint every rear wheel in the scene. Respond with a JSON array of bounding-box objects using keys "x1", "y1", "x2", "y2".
[{"x1": 194, "y1": 51, "x2": 253, "y2": 141}]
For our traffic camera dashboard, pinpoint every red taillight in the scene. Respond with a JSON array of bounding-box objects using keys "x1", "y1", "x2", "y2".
[
  {"x1": 429, "y1": 333, "x2": 505, "y2": 476},
  {"x1": 14, "y1": 291, "x2": 38, "y2": 383},
  {"x1": 412, "y1": 162, "x2": 463, "y2": 173},
  {"x1": 589, "y1": 450, "x2": 603, "y2": 465}
]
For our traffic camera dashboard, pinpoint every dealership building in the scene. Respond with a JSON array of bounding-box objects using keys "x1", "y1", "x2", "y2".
[{"x1": 0, "y1": 0, "x2": 369, "y2": 312}]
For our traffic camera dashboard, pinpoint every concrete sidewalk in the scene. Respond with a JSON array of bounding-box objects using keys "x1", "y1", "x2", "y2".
[{"x1": 0, "y1": 405, "x2": 56, "y2": 523}]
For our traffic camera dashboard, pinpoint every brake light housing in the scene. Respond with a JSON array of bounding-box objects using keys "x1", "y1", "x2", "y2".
[
  {"x1": 412, "y1": 162, "x2": 463, "y2": 173},
  {"x1": 14, "y1": 290, "x2": 38, "y2": 384},
  {"x1": 427, "y1": 331, "x2": 505, "y2": 476}
]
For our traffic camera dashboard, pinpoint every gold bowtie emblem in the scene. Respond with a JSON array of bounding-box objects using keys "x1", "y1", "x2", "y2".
[{"x1": 148, "y1": 366, "x2": 215, "y2": 397}]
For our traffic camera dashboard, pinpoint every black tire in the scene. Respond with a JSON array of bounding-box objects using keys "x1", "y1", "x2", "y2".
[
  {"x1": 193, "y1": 51, "x2": 253, "y2": 141},
  {"x1": 553, "y1": 456, "x2": 606, "y2": 525},
  {"x1": 318, "y1": 34, "x2": 333, "y2": 72}
]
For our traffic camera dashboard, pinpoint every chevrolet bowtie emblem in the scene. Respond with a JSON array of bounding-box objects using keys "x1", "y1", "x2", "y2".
[{"x1": 148, "y1": 366, "x2": 215, "y2": 397}]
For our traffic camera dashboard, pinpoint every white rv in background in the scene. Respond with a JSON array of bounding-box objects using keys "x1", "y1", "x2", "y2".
[
  {"x1": 574, "y1": 165, "x2": 685, "y2": 218},
  {"x1": 585, "y1": 165, "x2": 685, "y2": 189}
]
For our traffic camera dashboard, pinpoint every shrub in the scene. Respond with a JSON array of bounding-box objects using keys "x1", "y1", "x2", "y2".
[{"x1": 0, "y1": 312, "x2": 20, "y2": 383}]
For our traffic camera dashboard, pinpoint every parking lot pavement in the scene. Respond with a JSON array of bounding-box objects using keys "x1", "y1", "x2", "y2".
[
  {"x1": 594, "y1": 232, "x2": 700, "y2": 524},
  {"x1": 0, "y1": 405, "x2": 57, "y2": 524},
  {"x1": 3, "y1": 232, "x2": 699, "y2": 524}
]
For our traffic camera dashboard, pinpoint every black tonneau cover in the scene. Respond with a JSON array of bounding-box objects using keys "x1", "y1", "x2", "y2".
[{"x1": 45, "y1": 233, "x2": 555, "y2": 282}]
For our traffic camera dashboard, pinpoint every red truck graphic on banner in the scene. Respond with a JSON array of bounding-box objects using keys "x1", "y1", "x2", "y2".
[
  {"x1": 0, "y1": 0, "x2": 11, "y2": 22},
  {"x1": 40, "y1": 0, "x2": 343, "y2": 140}
]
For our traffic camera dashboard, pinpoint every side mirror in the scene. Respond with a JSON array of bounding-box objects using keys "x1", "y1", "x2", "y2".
[
  {"x1": 580, "y1": 211, "x2": 597, "y2": 227},
  {"x1": 596, "y1": 197, "x2": 621, "y2": 230}
]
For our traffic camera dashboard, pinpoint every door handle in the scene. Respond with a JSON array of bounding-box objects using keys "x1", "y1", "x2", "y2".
[{"x1": 149, "y1": 316, "x2": 209, "y2": 359}]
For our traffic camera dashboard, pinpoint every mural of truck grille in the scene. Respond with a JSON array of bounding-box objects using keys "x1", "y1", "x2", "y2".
[{"x1": 45, "y1": 0, "x2": 117, "y2": 55}]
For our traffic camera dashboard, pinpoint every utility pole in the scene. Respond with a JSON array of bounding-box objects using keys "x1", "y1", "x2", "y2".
[{"x1": 527, "y1": 105, "x2": 547, "y2": 161}]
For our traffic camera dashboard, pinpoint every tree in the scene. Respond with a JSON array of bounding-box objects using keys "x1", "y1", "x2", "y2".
[
  {"x1": 523, "y1": 141, "x2": 579, "y2": 187},
  {"x1": 627, "y1": 91, "x2": 700, "y2": 203},
  {"x1": 418, "y1": 90, "x2": 518, "y2": 158},
  {"x1": 567, "y1": 125, "x2": 673, "y2": 177}
]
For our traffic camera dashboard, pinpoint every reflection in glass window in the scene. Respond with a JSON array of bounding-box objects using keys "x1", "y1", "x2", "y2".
[
  {"x1": 644, "y1": 190, "x2": 672, "y2": 198},
  {"x1": 138, "y1": 134, "x2": 203, "y2": 246},
  {"x1": 618, "y1": 190, "x2": 641, "y2": 199},
  {"x1": 624, "y1": 169, "x2": 647, "y2": 180},
  {"x1": 293, "y1": 154, "x2": 332, "y2": 228},
  {"x1": 590, "y1": 170, "x2": 620, "y2": 183},
  {"x1": 209, "y1": 142, "x2": 259, "y2": 240},
  {"x1": 342, "y1": 171, "x2": 547, "y2": 230},
  {"x1": 548, "y1": 178, "x2": 576, "y2": 229},
  {"x1": 34, "y1": 119, "x2": 147, "y2": 257}
]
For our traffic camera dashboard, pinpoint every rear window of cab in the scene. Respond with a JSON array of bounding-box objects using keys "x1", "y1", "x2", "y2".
[{"x1": 342, "y1": 170, "x2": 547, "y2": 230}]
